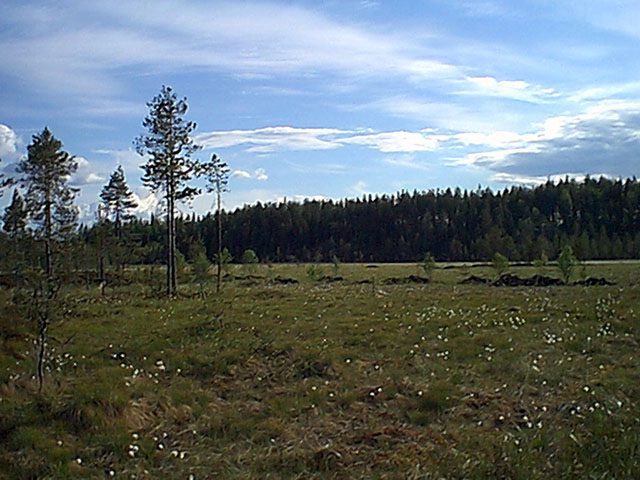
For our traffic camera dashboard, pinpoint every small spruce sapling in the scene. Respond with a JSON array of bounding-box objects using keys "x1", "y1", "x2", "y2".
[
  {"x1": 533, "y1": 252, "x2": 549, "y2": 273},
  {"x1": 213, "y1": 248, "x2": 233, "y2": 280},
  {"x1": 420, "y1": 252, "x2": 436, "y2": 279},
  {"x1": 557, "y1": 245, "x2": 577, "y2": 284},
  {"x1": 191, "y1": 252, "x2": 211, "y2": 297},
  {"x1": 331, "y1": 255, "x2": 340, "y2": 277},
  {"x1": 491, "y1": 252, "x2": 509, "y2": 279},
  {"x1": 306, "y1": 263, "x2": 324, "y2": 282}
]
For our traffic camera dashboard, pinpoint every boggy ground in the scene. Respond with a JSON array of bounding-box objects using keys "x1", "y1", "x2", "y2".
[{"x1": 0, "y1": 262, "x2": 639, "y2": 479}]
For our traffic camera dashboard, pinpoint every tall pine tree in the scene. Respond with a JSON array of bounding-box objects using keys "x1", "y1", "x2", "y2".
[
  {"x1": 17, "y1": 128, "x2": 78, "y2": 277},
  {"x1": 201, "y1": 153, "x2": 229, "y2": 292},
  {"x1": 135, "y1": 86, "x2": 201, "y2": 297}
]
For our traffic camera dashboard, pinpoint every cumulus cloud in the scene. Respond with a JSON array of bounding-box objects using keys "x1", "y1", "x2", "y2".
[
  {"x1": 455, "y1": 101, "x2": 640, "y2": 178},
  {"x1": 232, "y1": 170, "x2": 252, "y2": 179},
  {"x1": 0, "y1": 124, "x2": 19, "y2": 158},
  {"x1": 0, "y1": 125, "x2": 22, "y2": 180},
  {"x1": 132, "y1": 191, "x2": 162, "y2": 218},
  {"x1": 232, "y1": 168, "x2": 268, "y2": 181},
  {"x1": 69, "y1": 157, "x2": 106, "y2": 186},
  {"x1": 254, "y1": 168, "x2": 268, "y2": 181}
]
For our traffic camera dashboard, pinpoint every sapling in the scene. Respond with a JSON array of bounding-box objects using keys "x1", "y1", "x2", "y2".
[
  {"x1": 330, "y1": 255, "x2": 340, "y2": 277},
  {"x1": 21, "y1": 270, "x2": 61, "y2": 393},
  {"x1": 557, "y1": 245, "x2": 577, "y2": 284},
  {"x1": 491, "y1": 252, "x2": 509, "y2": 279},
  {"x1": 420, "y1": 252, "x2": 436, "y2": 279},
  {"x1": 191, "y1": 252, "x2": 211, "y2": 297}
]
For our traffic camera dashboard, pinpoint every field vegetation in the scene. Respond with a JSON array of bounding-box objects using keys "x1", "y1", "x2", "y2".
[{"x1": 1, "y1": 262, "x2": 639, "y2": 479}]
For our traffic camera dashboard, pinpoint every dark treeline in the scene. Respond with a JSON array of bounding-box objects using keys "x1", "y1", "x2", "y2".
[{"x1": 78, "y1": 176, "x2": 640, "y2": 265}]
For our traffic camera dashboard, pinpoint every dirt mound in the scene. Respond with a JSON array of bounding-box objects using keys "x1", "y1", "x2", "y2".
[
  {"x1": 383, "y1": 275, "x2": 430, "y2": 285},
  {"x1": 574, "y1": 277, "x2": 615, "y2": 286},
  {"x1": 234, "y1": 274, "x2": 264, "y2": 281},
  {"x1": 493, "y1": 274, "x2": 564, "y2": 287},
  {"x1": 460, "y1": 275, "x2": 488, "y2": 285},
  {"x1": 318, "y1": 276, "x2": 344, "y2": 283},
  {"x1": 269, "y1": 276, "x2": 299, "y2": 285}
]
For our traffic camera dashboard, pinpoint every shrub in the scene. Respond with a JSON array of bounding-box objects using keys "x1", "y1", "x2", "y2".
[{"x1": 241, "y1": 249, "x2": 259, "y2": 275}]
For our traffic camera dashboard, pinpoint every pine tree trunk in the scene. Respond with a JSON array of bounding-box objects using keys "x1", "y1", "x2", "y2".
[
  {"x1": 166, "y1": 193, "x2": 174, "y2": 297},
  {"x1": 45, "y1": 192, "x2": 52, "y2": 278},
  {"x1": 37, "y1": 312, "x2": 48, "y2": 393},
  {"x1": 170, "y1": 197, "x2": 177, "y2": 293},
  {"x1": 216, "y1": 189, "x2": 222, "y2": 293}
]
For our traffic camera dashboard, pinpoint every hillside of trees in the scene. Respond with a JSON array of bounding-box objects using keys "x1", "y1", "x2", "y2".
[{"x1": 71, "y1": 176, "x2": 640, "y2": 266}]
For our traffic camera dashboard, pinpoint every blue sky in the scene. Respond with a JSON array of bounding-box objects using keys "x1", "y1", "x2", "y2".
[{"x1": 2, "y1": 0, "x2": 640, "y2": 220}]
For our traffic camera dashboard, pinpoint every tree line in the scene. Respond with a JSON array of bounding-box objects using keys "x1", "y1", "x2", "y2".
[{"x1": 121, "y1": 175, "x2": 639, "y2": 265}]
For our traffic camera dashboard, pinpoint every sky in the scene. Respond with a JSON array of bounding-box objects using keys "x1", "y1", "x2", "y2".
[{"x1": 1, "y1": 0, "x2": 640, "y2": 221}]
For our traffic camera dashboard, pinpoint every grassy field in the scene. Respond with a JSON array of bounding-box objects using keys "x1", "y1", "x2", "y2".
[{"x1": 1, "y1": 262, "x2": 639, "y2": 479}]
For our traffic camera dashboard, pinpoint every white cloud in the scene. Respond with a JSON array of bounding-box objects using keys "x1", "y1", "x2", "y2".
[
  {"x1": 254, "y1": 168, "x2": 268, "y2": 181},
  {"x1": 492, "y1": 172, "x2": 615, "y2": 186},
  {"x1": 460, "y1": 76, "x2": 558, "y2": 103},
  {"x1": 132, "y1": 191, "x2": 162, "y2": 218},
  {"x1": 232, "y1": 168, "x2": 268, "y2": 181},
  {"x1": 341, "y1": 131, "x2": 445, "y2": 152},
  {"x1": 288, "y1": 194, "x2": 330, "y2": 203},
  {"x1": 69, "y1": 157, "x2": 106, "y2": 186},
  {"x1": 0, "y1": 1, "x2": 463, "y2": 107},
  {"x1": 455, "y1": 101, "x2": 640, "y2": 178},
  {"x1": 232, "y1": 170, "x2": 251, "y2": 179},
  {"x1": 0, "y1": 124, "x2": 19, "y2": 158},
  {"x1": 197, "y1": 126, "x2": 452, "y2": 154},
  {"x1": 453, "y1": 131, "x2": 524, "y2": 148},
  {"x1": 195, "y1": 126, "x2": 347, "y2": 153}
]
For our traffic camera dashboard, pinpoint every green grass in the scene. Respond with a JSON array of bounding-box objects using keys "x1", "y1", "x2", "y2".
[{"x1": 1, "y1": 262, "x2": 639, "y2": 478}]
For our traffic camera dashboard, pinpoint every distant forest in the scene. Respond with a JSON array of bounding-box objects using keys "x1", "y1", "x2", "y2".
[{"x1": 79, "y1": 176, "x2": 640, "y2": 264}]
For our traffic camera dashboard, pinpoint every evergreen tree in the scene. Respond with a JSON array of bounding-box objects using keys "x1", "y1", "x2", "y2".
[
  {"x1": 2, "y1": 189, "x2": 27, "y2": 239},
  {"x1": 2, "y1": 189, "x2": 29, "y2": 276},
  {"x1": 17, "y1": 127, "x2": 78, "y2": 277},
  {"x1": 200, "y1": 153, "x2": 229, "y2": 292},
  {"x1": 135, "y1": 86, "x2": 201, "y2": 297},
  {"x1": 100, "y1": 165, "x2": 138, "y2": 239}
]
